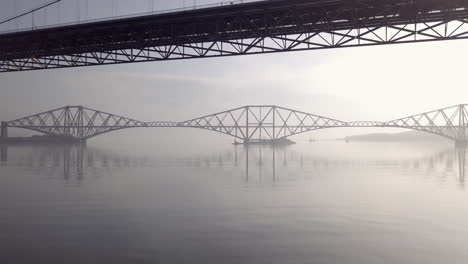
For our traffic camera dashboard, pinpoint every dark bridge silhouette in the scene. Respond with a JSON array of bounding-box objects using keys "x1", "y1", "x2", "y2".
[
  {"x1": 1, "y1": 104, "x2": 468, "y2": 146},
  {"x1": 2, "y1": 0, "x2": 468, "y2": 72}
]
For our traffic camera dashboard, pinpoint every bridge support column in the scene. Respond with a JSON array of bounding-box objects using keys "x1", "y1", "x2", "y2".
[{"x1": 1, "y1": 122, "x2": 7, "y2": 138}]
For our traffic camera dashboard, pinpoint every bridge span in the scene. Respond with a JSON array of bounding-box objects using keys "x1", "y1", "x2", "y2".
[
  {"x1": 2, "y1": 0, "x2": 468, "y2": 72},
  {"x1": 1, "y1": 104, "x2": 467, "y2": 146}
]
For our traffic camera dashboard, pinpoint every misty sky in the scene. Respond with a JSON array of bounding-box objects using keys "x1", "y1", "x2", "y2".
[{"x1": 1, "y1": 0, "x2": 467, "y2": 143}]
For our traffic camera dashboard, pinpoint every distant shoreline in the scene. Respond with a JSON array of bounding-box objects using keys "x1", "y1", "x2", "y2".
[
  {"x1": 342, "y1": 131, "x2": 447, "y2": 142},
  {"x1": 0, "y1": 135, "x2": 81, "y2": 145}
]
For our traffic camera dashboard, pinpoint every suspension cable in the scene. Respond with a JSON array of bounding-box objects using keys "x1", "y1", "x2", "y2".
[{"x1": 0, "y1": 0, "x2": 61, "y2": 26}]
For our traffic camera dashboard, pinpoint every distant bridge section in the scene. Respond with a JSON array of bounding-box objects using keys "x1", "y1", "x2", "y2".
[
  {"x1": 5, "y1": 106, "x2": 146, "y2": 140},
  {"x1": 1, "y1": 104, "x2": 468, "y2": 146},
  {"x1": 2, "y1": 0, "x2": 468, "y2": 72}
]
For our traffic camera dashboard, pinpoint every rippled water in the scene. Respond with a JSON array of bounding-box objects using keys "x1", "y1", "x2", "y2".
[{"x1": 1, "y1": 141, "x2": 468, "y2": 264}]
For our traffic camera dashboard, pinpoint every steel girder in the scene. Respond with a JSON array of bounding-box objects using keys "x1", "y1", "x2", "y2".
[
  {"x1": 146, "y1": 121, "x2": 179, "y2": 127},
  {"x1": 4, "y1": 104, "x2": 468, "y2": 142},
  {"x1": 2, "y1": 0, "x2": 468, "y2": 72}
]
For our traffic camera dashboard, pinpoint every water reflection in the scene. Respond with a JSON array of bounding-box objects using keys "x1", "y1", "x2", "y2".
[
  {"x1": 240, "y1": 146, "x2": 467, "y2": 187},
  {"x1": 62, "y1": 144, "x2": 85, "y2": 181},
  {"x1": 0, "y1": 145, "x2": 7, "y2": 162},
  {"x1": 0, "y1": 143, "x2": 467, "y2": 186},
  {"x1": 458, "y1": 148, "x2": 465, "y2": 184}
]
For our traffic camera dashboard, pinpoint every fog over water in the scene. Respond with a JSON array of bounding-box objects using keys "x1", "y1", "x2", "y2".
[
  {"x1": 2, "y1": 0, "x2": 468, "y2": 264},
  {"x1": 2, "y1": 141, "x2": 468, "y2": 264}
]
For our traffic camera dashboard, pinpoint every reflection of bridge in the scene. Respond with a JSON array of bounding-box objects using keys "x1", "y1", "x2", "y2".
[
  {"x1": 3, "y1": 0, "x2": 468, "y2": 72},
  {"x1": 0, "y1": 144, "x2": 465, "y2": 186},
  {"x1": 1, "y1": 104, "x2": 468, "y2": 145}
]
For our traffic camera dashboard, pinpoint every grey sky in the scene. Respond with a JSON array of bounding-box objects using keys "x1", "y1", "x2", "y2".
[
  {"x1": 0, "y1": 0, "x2": 256, "y2": 31},
  {"x1": 1, "y1": 0, "x2": 467, "y2": 143}
]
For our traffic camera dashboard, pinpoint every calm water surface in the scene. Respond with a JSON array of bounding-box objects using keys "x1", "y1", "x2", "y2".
[{"x1": 1, "y1": 140, "x2": 467, "y2": 264}]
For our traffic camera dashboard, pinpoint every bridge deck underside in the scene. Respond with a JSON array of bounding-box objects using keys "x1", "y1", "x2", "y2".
[{"x1": 2, "y1": 0, "x2": 468, "y2": 71}]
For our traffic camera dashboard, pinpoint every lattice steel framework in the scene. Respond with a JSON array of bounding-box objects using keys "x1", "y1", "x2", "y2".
[
  {"x1": 383, "y1": 104, "x2": 468, "y2": 142},
  {"x1": 3, "y1": 104, "x2": 468, "y2": 144},
  {"x1": 177, "y1": 105, "x2": 468, "y2": 143},
  {"x1": 2, "y1": 0, "x2": 468, "y2": 72},
  {"x1": 178, "y1": 105, "x2": 347, "y2": 142},
  {"x1": 7, "y1": 106, "x2": 146, "y2": 140}
]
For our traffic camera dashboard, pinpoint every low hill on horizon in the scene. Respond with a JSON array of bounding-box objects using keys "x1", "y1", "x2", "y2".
[{"x1": 344, "y1": 131, "x2": 448, "y2": 142}]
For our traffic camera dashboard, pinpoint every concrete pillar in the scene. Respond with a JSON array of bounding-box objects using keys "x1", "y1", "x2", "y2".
[{"x1": 0, "y1": 122, "x2": 7, "y2": 138}]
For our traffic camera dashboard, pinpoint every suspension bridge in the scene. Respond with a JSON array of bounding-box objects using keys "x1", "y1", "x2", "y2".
[
  {"x1": 2, "y1": 0, "x2": 468, "y2": 72},
  {"x1": 1, "y1": 104, "x2": 468, "y2": 146}
]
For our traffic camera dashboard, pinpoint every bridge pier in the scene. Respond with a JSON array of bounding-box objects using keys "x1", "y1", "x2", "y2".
[{"x1": 1, "y1": 122, "x2": 7, "y2": 138}]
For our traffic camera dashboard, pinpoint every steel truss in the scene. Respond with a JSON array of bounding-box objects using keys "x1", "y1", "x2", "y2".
[
  {"x1": 2, "y1": 0, "x2": 468, "y2": 72},
  {"x1": 178, "y1": 105, "x2": 347, "y2": 142},
  {"x1": 7, "y1": 106, "x2": 146, "y2": 140},
  {"x1": 4, "y1": 104, "x2": 468, "y2": 143},
  {"x1": 383, "y1": 104, "x2": 468, "y2": 141}
]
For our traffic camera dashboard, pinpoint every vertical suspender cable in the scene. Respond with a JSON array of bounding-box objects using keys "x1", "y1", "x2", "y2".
[
  {"x1": 77, "y1": 0, "x2": 80, "y2": 22},
  {"x1": 148, "y1": 0, "x2": 154, "y2": 13},
  {"x1": 44, "y1": 0, "x2": 47, "y2": 26},
  {"x1": 14, "y1": 0, "x2": 18, "y2": 30}
]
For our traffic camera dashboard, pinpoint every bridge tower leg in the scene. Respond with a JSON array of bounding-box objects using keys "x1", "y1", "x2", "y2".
[
  {"x1": 272, "y1": 106, "x2": 276, "y2": 142},
  {"x1": 456, "y1": 105, "x2": 467, "y2": 148},
  {"x1": 1, "y1": 122, "x2": 7, "y2": 138},
  {"x1": 244, "y1": 106, "x2": 250, "y2": 144}
]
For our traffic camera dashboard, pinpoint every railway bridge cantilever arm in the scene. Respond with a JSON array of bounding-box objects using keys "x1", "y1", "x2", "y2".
[{"x1": 5, "y1": 104, "x2": 468, "y2": 143}]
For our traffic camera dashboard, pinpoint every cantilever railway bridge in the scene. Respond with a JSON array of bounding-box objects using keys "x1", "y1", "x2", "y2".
[
  {"x1": 3, "y1": 0, "x2": 468, "y2": 72},
  {"x1": 1, "y1": 104, "x2": 468, "y2": 145}
]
